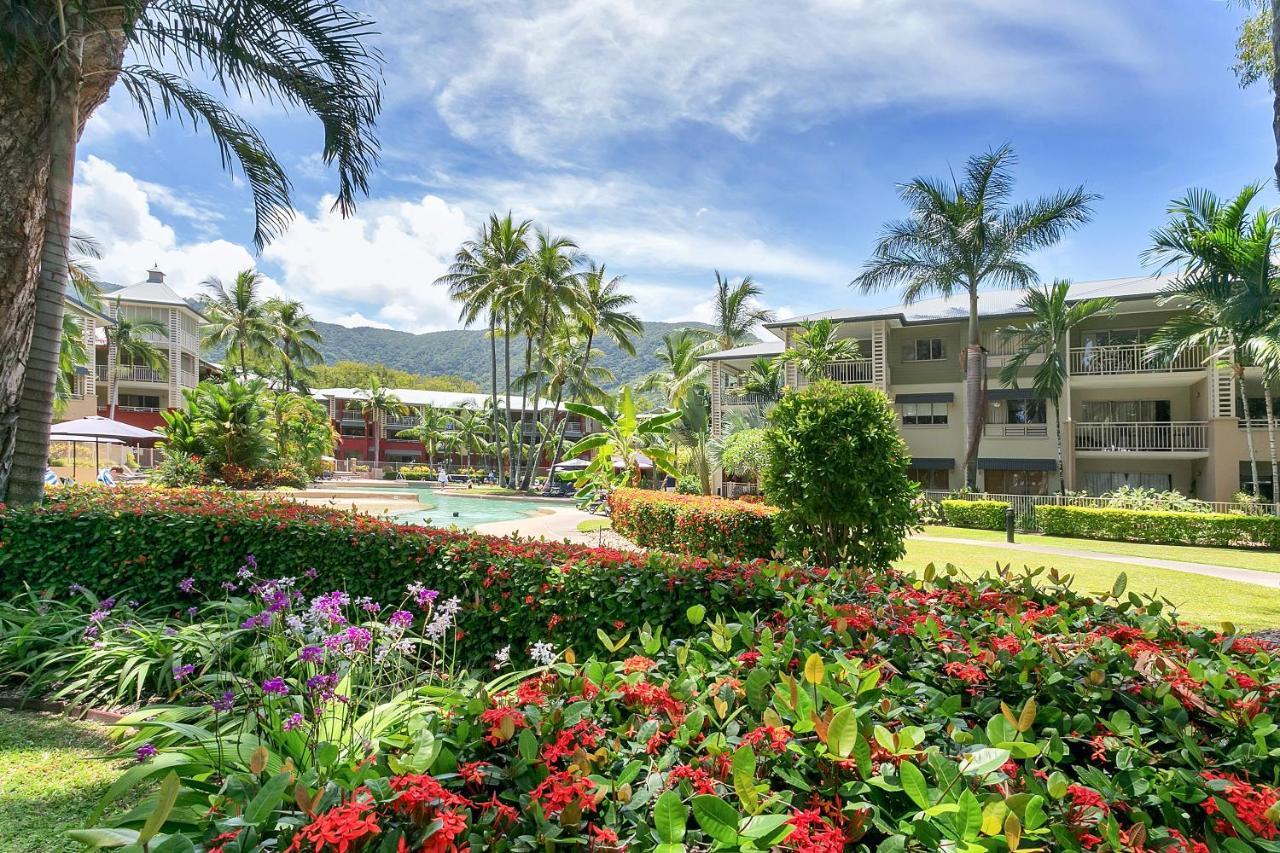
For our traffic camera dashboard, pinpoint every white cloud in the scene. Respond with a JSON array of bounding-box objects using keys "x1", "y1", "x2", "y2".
[
  {"x1": 331, "y1": 312, "x2": 395, "y2": 330},
  {"x1": 380, "y1": 0, "x2": 1154, "y2": 159}
]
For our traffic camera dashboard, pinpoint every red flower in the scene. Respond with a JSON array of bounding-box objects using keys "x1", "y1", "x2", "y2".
[
  {"x1": 622, "y1": 655, "x2": 656, "y2": 674},
  {"x1": 1202, "y1": 771, "x2": 1279, "y2": 839},
  {"x1": 286, "y1": 795, "x2": 380, "y2": 852},
  {"x1": 529, "y1": 768, "x2": 597, "y2": 817},
  {"x1": 478, "y1": 706, "x2": 528, "y2": 745},
  {"x1": 786, "y1": 808, "x2": 845, "y2": 853}
]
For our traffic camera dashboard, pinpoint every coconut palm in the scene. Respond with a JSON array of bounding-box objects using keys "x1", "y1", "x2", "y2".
[
  {"x1": 396, "y1": 404, "x2": 457, "y2": 467},
  {"x1": 437, "y1": 214, "x2": 534, "y2": 486},
  {"x1": 523, "y1": 328, "x2": 615, "y2": 491},
  {"x1": 572, "y1": 263, "x2": 641, "y2": 397},
  {"x1": 266, "y1": 299, "x2": 324, "y2": 392},
  {"x1": 450, "y1": 404, "x2": 492, "y2": 469},
  {"x1": 854, "y1": 145, "x2": 1097, "y2": 488},
  {"x1": 203, "y1": 270, "x2": 275, "y2": 378},
  {"x1": 351, "y1": 377, "x2": 408, "y2": 466},
  {"x1": 710, "y1": 271, "x2": 774, "y2": 351},
  {"x1": 1143, "y1": 184, "x2": 1280, "y2": 497},
  {"x1": 778, "y1": 317, "x2": 861, "y2": 382},
  {"x1": 736, "y1": 357, "x2": 783, "y2": 401},
  {"x1": 105, "y1": 302, "x2": 169, "y2": 420},
  {"x1": 642, "y1": 329, "x2": 714, "y2": 409},
  {"x1": 996, "y1": 280, "x2": 1116, "y2": 494},
  {"x1": 2, "y1": 1, "x2": 380, "y2": 504}
]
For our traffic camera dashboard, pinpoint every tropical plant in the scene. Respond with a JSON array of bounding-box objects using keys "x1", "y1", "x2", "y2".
[
  {"x1": 266, "y1": 298, "x2": 324, "y2": 392},
  {"x1": 395, "y1": 404, "x2": 456, "y2": 467},
  {"x1": 710, "y1": 271, "x2": 774, "y2": 351},
  {"x1": 777, "y1": 317, "x2": 861, "y2": 382},
  {"x1": 185, "y1": 378, "x2": 276, "y2": 473},
  {"x1": 270, "y1": 392, "x2": 337, "y2": 477},
  {"x1": 563, "y1": 386, "x2": 680, "y2": 497},
  {"x1": 0, "y1": 1, "x2": 380, "y2": 505},
  {"x1": 854, "y1": 145, "x2": 1097, "y2": 488},
  {"x1": 736, "y1": 357, "x2": 783, "y2": 401},
  {"x1": 997, "y1": 280, "x2": 1115, "y2": 494},
  {"x1": 350, "y1": 377, "x2": 408, "y2": 466},
  {"x1": 672, "y1": 390, "x2": 712, "y2": 495},
  {"x1": 54, "y1": 233, "x2": 106, "y2": 415},
  {"x1": 449, "y1": 403, "x2": 491, "y2": 468},
  {"x1": 641, "y1": 329, "x2": 713, "y2": 410},
  {"x1": 202, "y1": 269, "x2": 275, "y2": 378},
  {"x1": 1143, "y1": 184, "x2": 1280, "y2": 497},
  {"x1": 712, "y1": 426, "x2": 770, "y2": 482},
  {"x1": 104, "y1": 302, "x2": 169, "y2": 419},
  {"x1": 156, "y1": 408, "x2": 203, "y2": 456}
]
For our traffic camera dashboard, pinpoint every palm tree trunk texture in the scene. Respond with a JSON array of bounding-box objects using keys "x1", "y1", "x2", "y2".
[
  {"x1": 1264, "y1": 385, "x2": 1278, "y2": 507},
  {"x1": 542, "y1": 331, "x2": 595, "y2": 494},
  {"x1": 521, "y1": 309, "x2": 553, "y2": 490},
  {"x1": 502, "y1": 313, "x2": 515, "y2": 487},
  {"x1": 1, "y1": 7, "x2": 126, "y2": 503},
  {"x1": 489, "y1": 313, "x2": 500, "y2": 477},
  {"x1": 515, "y1": 333, "x2": 537, "y2": 489},
  {"x1": 1053, "y1": 397, "x2": 1065, "y2": 495},
  {"x1": 1272, "y1": 0, "x2": 1280, "y2": 189},
  {"x1": 960, "y1": 286, "x2": 986, "y2": 489},
  {"x1": 1238, "y1": 365, "x2": 1261, "y2": 496}
]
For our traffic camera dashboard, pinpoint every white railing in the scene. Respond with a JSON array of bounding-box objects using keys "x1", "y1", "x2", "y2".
[
  {"x1": 984, "y1": 331, "x2": 1044, "y2": 358},
  {"x1": 95, "y1": 364, "x2": 108, "y2": 381},
  {"x1": 116, "y1": 405, "x2": 162, "y2": 413},
  {"x1": 113, "y1": 365, "x2": 167, "y2": 383},
  {"x1": 179, "y1": 369, "x2": 198, "y2": 388},
  {"x1": 723, "y1": 481, "x2": 759, "y2": 499},
  {"x1": 1074, "y1": 421, "x2": 1208, "y2": 452},
  {"x1": 985, "y1": 423, "x2": 1049, "y2": 438},
  {"x1": 1069, "y1": 344, "x2": 1206, "y2": 376},
  {"x1": 823, "y1": 359, "x2": 875, "y2": 384}
]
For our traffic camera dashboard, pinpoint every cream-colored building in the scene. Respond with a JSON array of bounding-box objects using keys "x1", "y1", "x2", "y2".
[
  {"x1": 704, "y1": 276, "x2": 1277, "y2": 502},
  {"x1": 59, "y1": 294, "x2": 114, "y2": 422}
]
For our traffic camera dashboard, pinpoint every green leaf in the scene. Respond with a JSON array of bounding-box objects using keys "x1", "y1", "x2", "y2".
[
  {"x1": 958, "y1": 747, "x2": 1011, "y2": 778},
  {"x1": 138, "y1": 772, "x2": 181, "y2": 844},
  {"x1": 955, "y1": 790, "x2": 982, "y2": 840},
  {"x1": 65, "y1": 828, "x2": 140, "y2": 848},
  {"x1": 691, "y1": 795, "x2": 741, "y2": 845},
  {"x1": 827, "y1": 706, "x2": 858, "y2": 758},
  {"x1": 732, "y1": 746, "x2": 758, "y2": 813},
  {"x1": 244, "y1": 770, "x2": 292, "y2": 827},
  {"x1": 686, "y1": 604, "x2": 706, "y2": 624},
  {"x1": 149, "y1": 835, "x2": 196, "y2": 853},
  {"x1": 1111, "y1": 572, "x2": 1127, "y2": 598},
  {"x1": 518, "y1": 727, "x2": 538, "y2": 762},
  {"x1": 739, "y1": 813, "x2": 794, "y2": 842},
  {"x1": 899, "y1": 760, "x2": 930, "y2": 810},
  {"x1": 653, "y1": 789, "x2": 687, "y2": 844}
]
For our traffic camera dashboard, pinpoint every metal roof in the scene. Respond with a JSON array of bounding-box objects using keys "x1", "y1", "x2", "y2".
[{"x1": 697, "y1": 340, "x2": 785, "y2": 362}]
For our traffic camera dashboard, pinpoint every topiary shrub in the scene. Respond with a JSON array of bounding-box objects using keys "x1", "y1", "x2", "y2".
[
  {"x1": 761, "y1": 380, "x2": 917, "y2": 567},
  {"x1": 1038, "y1": 504, "x2": 1280, "y2": 549},
  {"x1": 608, "y1": 487, "x2": 776, "y2": 559},
  {"x1": 941, "y1": 499, "x2": 1011, "y2": 530}
]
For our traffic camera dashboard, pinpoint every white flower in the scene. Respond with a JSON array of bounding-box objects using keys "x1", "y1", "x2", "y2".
[
  {"x1": 494, "y1": 645, "x2": 511, "y2": 667},
  {"x1": 529, "y1": 641, "x2": 556, "y2": 666}
]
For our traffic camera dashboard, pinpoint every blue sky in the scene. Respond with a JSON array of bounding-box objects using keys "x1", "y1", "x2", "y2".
[{"x1": 72, "y1": 0, "x2": 1277, "y2": 333}]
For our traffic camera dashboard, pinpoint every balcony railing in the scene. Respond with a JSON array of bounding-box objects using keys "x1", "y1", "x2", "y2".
[
  {"x1": 721, "y1": 391, "x2": 775, "y2": 406},
  {"x1": 984, "y1": 331, "x2": 1045, "y2": 358},
  {"x1": 179, "y1": 369, "x2": 198, "y2": 388},
  {"x1": 102, "y1": 364, "x2": 167, "y2": 383},
  {"x1": 1074, "y1": 421, "x2": 1208, "y2": 453},
  {"x1": 95, "y1": 364, "x2": 108, "y2": 381},
  {"x1": 823, "y1": 359, "x2": 875, "y2": 384},
  {"x1": 1069, "y1": 344, "x2": 1206, "y2": 376},
  {"x1": 985, "y1": 423, "x2": 1049, "y2": 438}
]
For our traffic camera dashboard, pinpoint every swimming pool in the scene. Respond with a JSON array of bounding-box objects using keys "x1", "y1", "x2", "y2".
[{"x1": 391, "y1": 491, "x2": 552, "y2": 529}]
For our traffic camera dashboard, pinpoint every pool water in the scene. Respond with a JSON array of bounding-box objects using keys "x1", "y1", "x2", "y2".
[{"x1": 391, "y1": 491, "x2": 550, "y2": 529}]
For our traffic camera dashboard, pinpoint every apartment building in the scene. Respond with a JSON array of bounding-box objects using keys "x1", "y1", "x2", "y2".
[
  {"x1": 315, "y1": 387, "x2": 593, "y2": 470},
  {"x1": 704, "y1": 276, "x2": 1277, "y2": 502},
  {"x1": 93, "y1": 269, "x2": 211, "y2": 430},
  {"x1": 59, "y1": 293, "x2": 114, "y2": 421}
]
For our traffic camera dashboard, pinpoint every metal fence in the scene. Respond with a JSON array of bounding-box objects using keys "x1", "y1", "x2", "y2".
[{"x1": 922, "y1": 489, "x2": 1277, "y2": 532}]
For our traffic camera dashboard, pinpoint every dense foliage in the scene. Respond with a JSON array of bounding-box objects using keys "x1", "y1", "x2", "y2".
[
  {"x1": 609, "y1": 488, "x2": 777, "y2": 560},
  {"x1": 310, "y1": 359, "x2": 480, "y2": 392},
  {"x1": 762, "y1": 381, "x2": 917, "y2": 567},
  {"x1": 7, "y1": 546, "x2": 1280, "y2": 849},
  {"x1": 943, "y1": 499, "x2": 1013, "y2": 530},
  {"x1": 1038, "y1": 505, "x2": 1280, "y2": 550},
  {"x1": 0, "y1": 488, "x2": 804, "y2": 664}
]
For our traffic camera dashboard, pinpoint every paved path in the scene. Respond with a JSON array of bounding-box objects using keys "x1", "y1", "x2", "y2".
[
  {"x1": 474, "y1": 504, "x2": 626, "y2": 547},
  {"x1": 911, "y1": 534, "x2": 1280, "y2": 589}
]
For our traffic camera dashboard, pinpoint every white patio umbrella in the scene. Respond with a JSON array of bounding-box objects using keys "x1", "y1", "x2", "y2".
[
  {"x1": 48, "y1": 435, "x2": 124, "y2": 479},
  {"x1": 50, "y1": 416, "x2": 163, "y2": 474}
]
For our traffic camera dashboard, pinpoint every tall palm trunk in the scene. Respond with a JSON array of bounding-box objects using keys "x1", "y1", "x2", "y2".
[
  {"x1": 109, "y1": 352, "x2": 119, "y2": 420},
  {"x1": 1237, "y1": 362, "x2": 1261, "y2": 496},
  {"x1": 962, "y1": 285, "x2": 985, "y2": 489},
  {"x1": 542, "y1": 330, "x2": 595, "y2": 494},
  {"x1": 515, "y1": 330, "x2": 537, "y2": 489},
  {"x1": 521, "y1": 307, "x2": 553, "y2": 490},
  {"x1": 1264, "y1": 384, "x2": 1278, "y2": 508},
  {"x1": 488, "y1": 312, "x2": 500, "y2": 476},
  {"x1": 1052, "y1": 396, "x2": 1065, "y2": 495},
  {"x1": 502, "y1": 311, "x2": 515, "y2": 487}
]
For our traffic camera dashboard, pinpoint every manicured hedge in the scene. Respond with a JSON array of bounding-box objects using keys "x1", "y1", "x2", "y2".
[
  {"x1": 608, "y1": 488, "x2": 777, "y2": 559},
  {"x1": 941, "y1": 498, "x2": 1010, "y2": 530},
  {"x1": 1038, "y1": 504, "x2": 1280, "y2": 550},
  {"x1": 0, "y1": 487, "x2": 813, "y2": 662}
]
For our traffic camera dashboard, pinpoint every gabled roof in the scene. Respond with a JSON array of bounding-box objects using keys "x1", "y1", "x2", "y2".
[
  {"x1": 768, "y1": 275, "x2": 1174, "y2": 329},
  {"x1": 64, "y1": 291, "x2": 113, "y2": 324}
]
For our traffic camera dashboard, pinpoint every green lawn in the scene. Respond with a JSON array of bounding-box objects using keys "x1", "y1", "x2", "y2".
[
  {"x1": 0, "y1": 710, "x2": 128, "y2": 852},
  {"x1": 901, "y1": 539, "x2": 1280, "y2": 630},
  {"x1": 576, "y1": 518, "x2": 613, "y2": 534},
  {"x1": 919, "y1": 525, "x2": 1280, "y2": 573}
]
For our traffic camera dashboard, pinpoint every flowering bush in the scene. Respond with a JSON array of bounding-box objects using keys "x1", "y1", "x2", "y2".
[
  {"x1": 1038, "y1": 504, "x2": 1280, "y2": 550},
  {"x1": 942, "y1": 498, "x2": 1012, "y2": 530},
  {"x1": 52, "y1": 559, "x2": 1280, "y2": 850},
  {"x1": 609, "y1": 487, "x2": 778, "y2": 559},
  {"x1": 0, "y1": 487, "x2": 808, "y2": 663}
]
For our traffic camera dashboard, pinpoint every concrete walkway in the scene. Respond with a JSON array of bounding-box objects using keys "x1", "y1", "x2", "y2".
[
  {"x1": 474, "y1": 503, "x2": 623, "y2": 547},
  {"x1": 911, "y1": 534, "x2": 1280, "y2": 589}
]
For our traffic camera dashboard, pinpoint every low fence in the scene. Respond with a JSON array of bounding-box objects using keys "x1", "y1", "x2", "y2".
[{"x1": 922, "y1": 490, "x2": 1278, "y2": 533}]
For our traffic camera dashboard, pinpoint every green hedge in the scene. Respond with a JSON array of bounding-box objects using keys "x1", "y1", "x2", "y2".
[
  {"x1": 1037, "y1": 504, "x2": 1280, "y2": 550},
  {"x1": 608, "y1": 488, "x2": 777, "y2": 559},
  {"x1": 0, "y1": 488, "x2": 810, "y2": 662},
  {"x1": 940, "y1": 499, "x2": 1010, "y2": 530}
]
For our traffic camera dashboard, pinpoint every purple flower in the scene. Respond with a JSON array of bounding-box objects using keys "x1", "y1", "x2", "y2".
[
  {"x1": 135, "y1": 743, "x2": 156, "y2": 763},
  {"x1": 163, "y1": 626, "x2": 178, "y2": 637},
  {"x1": 407, "y1": 583, "x2": 439, "y2": 609},
  {"x1": 186, "y1": 606, "x2": 198, "y2": 618},
  {"x1": 282, "y1": 713, "x2": 304, "y2": 732},
  {"x1": 389, "y1": 609, "x2": 414, "y2": 629},
  {"x1": 245, "y1": 555, "x2": 257, "y2": 569},
  {"x1": 68, "y1": 583, "x2": 87, "y2": 596},
  {"x1": 304, "y1": 568, "x2": 318, "y2": 579},
  {"x1": 241, "y1": 611, "x2": 274, "y2": 630},
  {"x1": 300, "y1": 645, "x2": 324, "y2": 663},
  {"x1": 211, "y1": 690, "x2": 236, "y2": 712},
  {"x1": 173, "y1": 663, "x2": 195, "y2": 681},
  {"x1": 89, "y1": 609, "x2": 110, "y2": 624},
  {"x1": 309, "y1": 591, "x2": 350, "y2": 625},
  {"x1": 82, "y1": 625, "x2": 100, "y2": 640},
  {"x1": 306, "y1": 673, "x2": 338, "y2": 699},
  {"x1": 100, "y1": 597, "x2": 116, "y2": 611},
  {"x1": 221, "y1": 581, "x2": 238, "y2": 592},
  {"x1": 178, "y1": 577, "x2": 195, "y2": 594},
  {"x1": 261, "y1": 677, "x2": 289, "y2": 696}
]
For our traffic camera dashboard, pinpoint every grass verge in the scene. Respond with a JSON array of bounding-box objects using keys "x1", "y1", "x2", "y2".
[
  {"x1": 901, "y1": 539, "x2": 1280, "y2": 630},
  {"x1": 576, "y1": 518, "x2": 612, "y2": 534}
]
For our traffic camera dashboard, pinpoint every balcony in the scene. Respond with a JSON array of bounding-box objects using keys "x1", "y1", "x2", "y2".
[
  {"x1": 721, "y1": 391, "x2": 775, "y2": 407},
  {"x1": 1074, "y1": 421, "x2": 1208, "y2": 454},
  {"x1": 985, "y1": 423, "x2": 1049, "y2": 438},
  {"x1": 99, "y1": 364, "x2": 168, "y2": 383},
  {"x1": 1069, "y1": 344, "x2": 1206, "y2": 376},
  {"x1": 822, "y1": 359, "x2": 875, "y2": 385}
]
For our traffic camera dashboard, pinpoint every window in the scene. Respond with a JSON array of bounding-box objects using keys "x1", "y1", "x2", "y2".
[
  {"x1": 900, "y1": 402, "x2": 948, "y2": 426},
  {"x1": 982, "y1": 469, "x2": 1050, "y2": 496},
  {"x1": 1081, "y1": 328, "x2": 1158, "y2": 347},
  {"x1": 339, "y1": 424, "x2": 367, "y2": 437},
  {"x1": 907, "y1": 468, "x2": 949, "y2": 490},
  {"x1": 1240, "y1": 463, "x2": 1276, "y2": 501},
  {"x1": 1004, "y1": 398, "x2": 1047, "y2": 425},
  {"x1": 1081, "y1": 471, "x2": 1172, "y2": 495},
  {"x1": 902, "y1": 338, "x2": 945, "y2": 361},
  {"x1": 1081, "y1": 400, "x2": 1170, "y2": 423}
]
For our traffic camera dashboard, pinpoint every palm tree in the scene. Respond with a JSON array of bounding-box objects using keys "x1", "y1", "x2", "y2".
[
  {"x1": 854, "y1": 145, "x2": 1097, "y2": 488},
  {"x1": 996, "y1": 280, "x2": 1116, "y2": 494},
  {"x1": 55, "y1": 233, "x2": 105, "y2": 416},
  {"x1": 563, "y1": 386, "x2": 681, "y2": 496},
  {"x1": 2, "y1": 1, "x2": 380, "y2": 505},
  {"x1": 105, "y1": 302, "x2": 169, "y2": 420},
  {"x1": 266, "y1": 298, "x2": 324, "y2": 392},
  {"x1": 351, "y1": 377, "x2": 408, "y2": 467},
  {"x1": 524, "y1": 327, "x2": 615, "y2": 491},
  {"x1": 673, "y1": 391, "x2": 713, "y2": 494},
  {"x1": 396, "y1": 404, "x2": 456, "y2": 467},
  {"x1": 710, "y1": 271, "x2": 774, "y2": 351},
  {"x1": 642, "y1": 329, "x2": 714, "y2": 409},
  {"x1": 737, "y1": 357, "x2": 783, "y2": 401},
  {"x1": 1143, "y1": 184, "x2": 1280, "y2": 497},
  {"x1": 437, "y1": 214, "x2": 533, "y2": 487},
  {"x1": 186, "y1": 378, "x2": 277, "y2": 472},
  {"x1": 202, "y1": 270, "x2": 276, "y2": 378},
  {"x1": 778, "y1": 317, "x2": 861, "y2": 382},
  {"x1": 450, "y1": 403, "x2": 491, "y2": 469}
]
